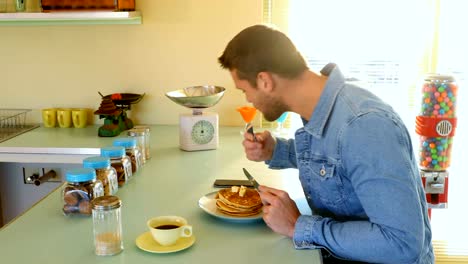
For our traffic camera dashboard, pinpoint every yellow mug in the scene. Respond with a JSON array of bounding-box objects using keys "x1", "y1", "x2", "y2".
[
  {"x1": 42, "y1": 108, "x2": 57, "y2": 128},
  {"x1": 57, "y1": 108, "x2": 72, "y2": 128},
  {"x1": 72, "y1": 108, "x2": 88, "y2": 128}
]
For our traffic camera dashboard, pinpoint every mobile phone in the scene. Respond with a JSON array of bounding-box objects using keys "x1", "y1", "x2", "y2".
[{"x1": 213, "y1": 179, "x2": 254, "y2": 188}]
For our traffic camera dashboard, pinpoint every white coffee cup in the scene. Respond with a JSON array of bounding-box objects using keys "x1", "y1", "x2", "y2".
[{"x1": 147, "y1": 216, "x2": 192, "y2": 246}]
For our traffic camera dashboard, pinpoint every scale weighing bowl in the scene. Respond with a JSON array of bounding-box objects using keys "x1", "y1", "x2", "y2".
[
  {"x1": 165, "y1": 85, "x2": 226, "y2": 109},
  {"x1": 101, "y1": 93, "x2": 145, "y2": 108}
]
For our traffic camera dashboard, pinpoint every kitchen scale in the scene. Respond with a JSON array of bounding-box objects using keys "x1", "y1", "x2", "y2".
[
  {"x1": 94, "y1": 92, "x2": 144, "y2": 137},
  {"x1": 165, "y1": 85, "x2": 225, "y2": 151}
]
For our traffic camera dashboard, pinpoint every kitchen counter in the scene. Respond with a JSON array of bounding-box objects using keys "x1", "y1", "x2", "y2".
[
  {"x1": 0, "y1": 125, "x2": 321, "y2": 264},
  {"x1": 0, "y1": 125, "x2": 117, "y2": 163}
]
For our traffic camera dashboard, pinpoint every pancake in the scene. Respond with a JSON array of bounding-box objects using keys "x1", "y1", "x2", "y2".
[
  {"x1": 215, "y1": 186, "x2": 262, "y2": 217},
  {"x1": 216, "y1": 200, "x2": 262, "y2": 216}
]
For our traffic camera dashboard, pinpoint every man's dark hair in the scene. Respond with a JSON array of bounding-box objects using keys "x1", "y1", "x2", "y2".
[{"x1": 218, "y1": 24, "x2": 308, "y2": 87}]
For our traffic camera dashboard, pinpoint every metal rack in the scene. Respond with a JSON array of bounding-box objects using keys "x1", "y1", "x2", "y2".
[{"x1": 0, "y1": 109, "x2": 39, "y2": 143}]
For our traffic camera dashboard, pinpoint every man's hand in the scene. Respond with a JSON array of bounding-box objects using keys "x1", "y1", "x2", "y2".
[
  {"x1": 258, "y1": 185, "x2": 301, "y2": 238},
  {"x1": 242, "y1": 130, "x2": 276, "y2": 161}
]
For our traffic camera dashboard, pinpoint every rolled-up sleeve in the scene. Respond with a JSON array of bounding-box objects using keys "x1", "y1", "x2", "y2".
[{"x1": 293, "y1": 215, "x2": 322, "y2": 249}]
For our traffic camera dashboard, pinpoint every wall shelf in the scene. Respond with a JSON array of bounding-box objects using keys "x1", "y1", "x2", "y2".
[{"x1": 0, "y1": 11, "x2": 141, "y2": 25}]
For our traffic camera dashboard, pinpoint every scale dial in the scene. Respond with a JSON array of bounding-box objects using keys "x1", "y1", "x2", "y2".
[
  {"x1": 191, "y1": 120, "x2": 214, "y2": 144},
  {"x1": 179, "y1": 112, "x2": 218, "y2": 151}
]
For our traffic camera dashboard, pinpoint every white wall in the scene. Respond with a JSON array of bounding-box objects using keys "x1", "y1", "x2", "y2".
[{"x1": 0, "y1": 0, "x2": 263, "y2": 126}]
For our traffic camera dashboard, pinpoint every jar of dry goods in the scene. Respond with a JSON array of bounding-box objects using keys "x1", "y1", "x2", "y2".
[
  {"x1": 132, "y1": 125, "x2": 151, "y2": 160},
  {"x1": 101, "y1": 146, "x2": 132, "y2": 187},
  {"x1": 92, "y1": 196, "x2": 123, "y2": 256},
  {"x1": 83, "y1": 156, "x2": 118, "y2": 196},
  {"x1": 62, "y1": 168, "x2": 104, "y2": 216},
  {"x1": 113, "y1": 137, "x2": 142, "y2": 174},
  {"x1": 128, "y1": 128, "x2": 149, "y2": 163}
]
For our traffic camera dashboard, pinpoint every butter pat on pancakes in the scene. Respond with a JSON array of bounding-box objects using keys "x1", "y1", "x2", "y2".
[
  {"x1": 216, "y1": 186, "x2": 262, "y2": 217},
  {"x1": 239, "y1": 186, "x2": 247, "y2": 197}
]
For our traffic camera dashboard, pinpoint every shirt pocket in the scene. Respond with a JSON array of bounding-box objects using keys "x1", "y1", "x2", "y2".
[{"x1": 299, "y1": 158, "x2": 345, "y2": 208}]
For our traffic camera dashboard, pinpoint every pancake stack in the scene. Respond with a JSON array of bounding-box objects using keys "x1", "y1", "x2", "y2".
[{"x1": 216, "y1": 186, "x2": 263, "y2": 216}]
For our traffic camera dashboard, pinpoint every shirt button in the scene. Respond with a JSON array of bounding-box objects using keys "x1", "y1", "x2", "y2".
[{"x1": 320, "y1": 168, "x2": 326, "y2": 176}]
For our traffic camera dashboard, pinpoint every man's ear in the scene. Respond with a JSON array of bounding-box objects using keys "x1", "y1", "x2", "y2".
[{"x1": 256, "y1": 72, "x2": 274, "y2": 92}]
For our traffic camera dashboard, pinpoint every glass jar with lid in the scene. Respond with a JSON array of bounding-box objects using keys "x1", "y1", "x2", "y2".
[
  {"x1": 62, "y1": 168, "x2": 104, "y2": 216},
  {"x1": 131, "y1": 125, "x2": 151, "y2": 160},
  {"x1": 92, "y1": 196, "x2": 123, "y2": 256},
  {"x1": 101, "y1": 146, "x2": 132, "y2": 187},
  {"x1": 113, "y1": 137, "x2": 142, "y2": 174},
  {"x1": 128, "y1": 128, "x2": 149, "y2": 163},
  {"x1": 83, "y1": 156, "x2": 118, "y2": 196}
]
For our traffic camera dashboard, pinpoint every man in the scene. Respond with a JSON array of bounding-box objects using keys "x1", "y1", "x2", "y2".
[{"x1": 218, "y1": 24, "x2": 434, "y2": 263}]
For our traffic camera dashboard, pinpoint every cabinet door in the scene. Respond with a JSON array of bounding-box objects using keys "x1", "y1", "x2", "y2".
[{"x1": 0, "y1": 162, "x2": 79, "y2": 226}]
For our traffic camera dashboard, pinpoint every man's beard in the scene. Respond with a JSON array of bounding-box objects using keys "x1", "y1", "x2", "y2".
[{"x1": 261, "y1": 95, "x2": 289, "y2": 122}]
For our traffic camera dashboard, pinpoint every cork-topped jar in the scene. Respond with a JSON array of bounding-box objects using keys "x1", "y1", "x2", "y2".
[
  {"x1": 101, "y1": 146, "x2": 132, "y2": 187},
  {"x1": 62, "y1": 168, "x2": 104, "y2": 216},
  {"x1": 113, "y1": 137, "x2": 142, "y2": 174},
  {"x1": 83, "y1": 156, "x2": 118, "y2": 196}
]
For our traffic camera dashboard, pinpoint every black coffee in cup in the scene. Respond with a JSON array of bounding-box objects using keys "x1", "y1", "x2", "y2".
[{"x1": 154, "y1": 224, "x2": 180, "y2": 230}]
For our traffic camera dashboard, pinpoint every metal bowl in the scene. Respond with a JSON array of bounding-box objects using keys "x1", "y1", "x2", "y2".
[{"x1": 165, "y1": 85, "x2": 226, "y2": 108}]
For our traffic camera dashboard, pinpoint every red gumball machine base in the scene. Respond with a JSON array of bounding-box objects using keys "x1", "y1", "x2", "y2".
[{"x1": 421, "y1": 170, "x2": 449, "y2": 209}]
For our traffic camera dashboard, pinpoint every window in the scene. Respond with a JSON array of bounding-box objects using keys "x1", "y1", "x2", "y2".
[
  {"x1": 265, "y1": 0, "x2": 468, "y2": 260},
  {"x1": 267, "y1": 0, "x2": 438, "y2": 120}
]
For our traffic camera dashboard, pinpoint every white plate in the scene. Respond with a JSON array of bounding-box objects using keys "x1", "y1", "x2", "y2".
[
  {"x1": 135, "y1": 231, "x2": 195, "y2": 254},
  {"x1": 198, "y1": 191, "x2": 263, "y2": 223}
]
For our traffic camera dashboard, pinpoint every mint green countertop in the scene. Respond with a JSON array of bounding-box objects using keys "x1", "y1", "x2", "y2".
[
  {"x1": 0, "y1": 125, "x2": 321, "y2": 263},
  {"x1": 0, "y1": 125, "x2": 115, "y2": 153},
  {"x1": 0, "y1": 125, "x2": 123, "y2": 163}
]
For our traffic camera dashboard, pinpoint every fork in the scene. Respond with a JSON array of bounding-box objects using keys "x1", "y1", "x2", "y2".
[{"x1": 245, "y1": 123, "x2": 257, "y2": 142}]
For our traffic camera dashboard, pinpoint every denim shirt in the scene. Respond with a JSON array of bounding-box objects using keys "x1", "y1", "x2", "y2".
[{"x1": 267, "y1": 66, "x2": 434, "y2": 263}]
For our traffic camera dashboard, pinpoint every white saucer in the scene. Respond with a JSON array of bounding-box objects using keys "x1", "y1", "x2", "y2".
[{"x1": 135, "y1": 232, "x2": 195, "y2": 253}]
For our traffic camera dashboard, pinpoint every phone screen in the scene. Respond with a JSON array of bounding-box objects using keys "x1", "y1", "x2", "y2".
[{"x1": 213, "y1": 179, "x2": 254, "y2": 188}]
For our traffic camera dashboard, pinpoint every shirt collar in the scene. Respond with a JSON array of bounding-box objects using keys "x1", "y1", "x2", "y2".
[{"x1": 303, "y1": 64, "x2": 346, "y2": 138}]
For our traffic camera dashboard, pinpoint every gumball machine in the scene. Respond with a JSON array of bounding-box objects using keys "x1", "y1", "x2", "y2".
[{"x1": 415, "y1": 74, "x2": 458, "y2": 213}]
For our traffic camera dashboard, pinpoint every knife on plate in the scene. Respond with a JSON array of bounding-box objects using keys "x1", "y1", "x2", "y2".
[{"x1": 242, "y1": 168, "x2": 259, "y2": 190}]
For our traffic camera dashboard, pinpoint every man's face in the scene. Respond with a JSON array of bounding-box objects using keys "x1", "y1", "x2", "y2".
[
  {"x1": 230, "y1": 70, "x2": 257, "y2": 104},
  {"x1": 230, "y1": 70, "x2": 288, "y2": 122}
]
